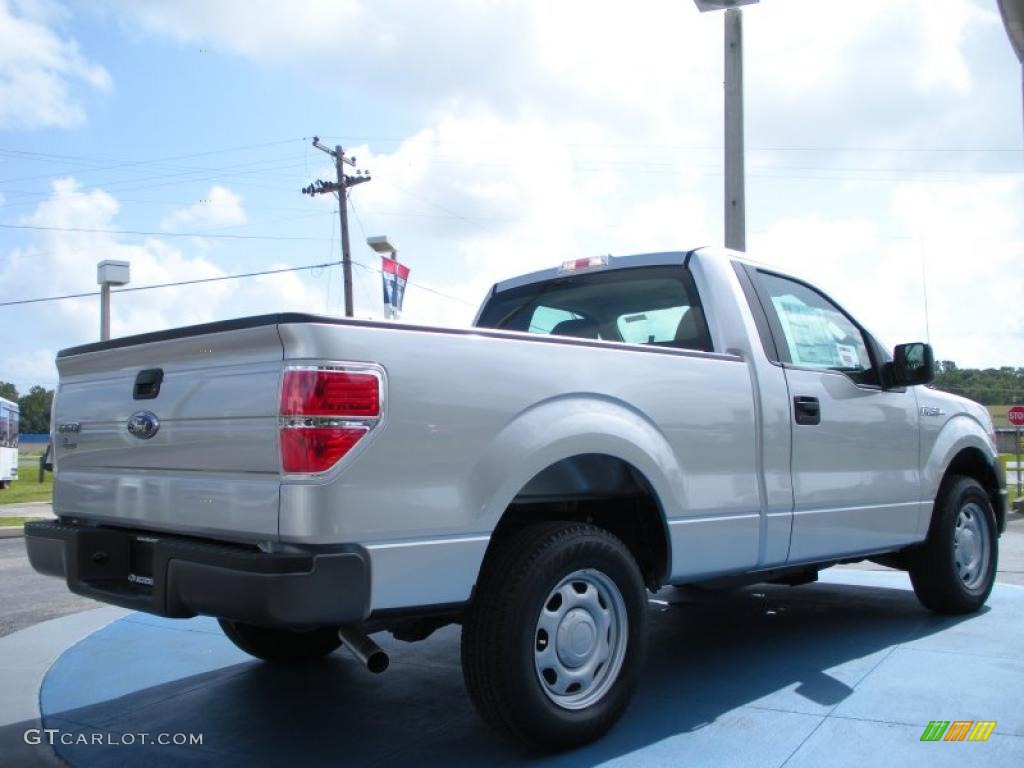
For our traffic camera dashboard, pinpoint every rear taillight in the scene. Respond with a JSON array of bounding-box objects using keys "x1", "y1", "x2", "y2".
[{"x1": 279, "y1": 365, "x2": 384, "y2": 474}]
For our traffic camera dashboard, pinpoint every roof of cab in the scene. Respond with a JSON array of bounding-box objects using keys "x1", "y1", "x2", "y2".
[
  {"x1": 488, "y1": 245, "x2": 774, "y2": 296},
  {"x1": 491, "y1": 250, "x2": 692, "y2": 295}
]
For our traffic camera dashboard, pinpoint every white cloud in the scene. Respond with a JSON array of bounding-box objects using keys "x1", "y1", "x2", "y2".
[
  {"x1": 3, "y1": 0, "x2": 1020, "y2": 389},
  {"x1": 160, "y1": 185, "x2": 247, "y2": 231},
  {"x1": 750, "y1": 175, "x2": 1024, "y2": 368},
  {"x1": 0, "y1": 178, "x2": 326, "y2": 389},
  {"x1": 0, "y1": 0, "x2": 111, "y2": 129},
  {"x1": 106, "y1": 0, "x2": 362, "y2": 60}
]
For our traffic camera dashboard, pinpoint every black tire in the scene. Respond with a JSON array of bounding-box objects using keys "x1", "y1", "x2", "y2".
[
  {"x1": 218, "y1": 619, "x2": 341, "y2": 663},
  {"x1": 909, "y1": 475, "x2": 998, "y2": 614},
  {"x1": 461, "y1": 521, "x2": 648, "y2": 751}
]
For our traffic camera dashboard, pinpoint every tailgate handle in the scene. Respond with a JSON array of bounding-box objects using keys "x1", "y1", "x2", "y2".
[{"x1": 134, "y1": 369, "x2": 164, "y2": 400}]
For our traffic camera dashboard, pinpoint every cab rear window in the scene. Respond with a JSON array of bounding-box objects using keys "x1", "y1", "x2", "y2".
[{"x1": 476, "y1": 266, "x2": 713, "y2": 352}]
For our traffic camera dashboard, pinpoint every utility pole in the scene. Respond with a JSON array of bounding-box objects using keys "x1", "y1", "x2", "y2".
[
  {"x1": 724, "y1": 8, "x2": 746, "y2": 252},
  {"x1": 302, "y1": 137, "x2": 371, "y2": 317}
]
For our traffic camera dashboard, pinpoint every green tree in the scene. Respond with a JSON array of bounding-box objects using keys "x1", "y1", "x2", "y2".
[
  {"x1": 18, "y1": 386, "x2": 54, "y2": 434},
  {"x1": 0, "y1": 381, "x2": 18, "y2": 402},
  {"x1": 932, "y1": 361, "x2": 1024, "y2": 405}
]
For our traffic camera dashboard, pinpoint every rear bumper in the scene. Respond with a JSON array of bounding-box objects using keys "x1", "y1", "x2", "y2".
[{"x1": 24, "y1": 520, "x2": 371, "y2": 627}]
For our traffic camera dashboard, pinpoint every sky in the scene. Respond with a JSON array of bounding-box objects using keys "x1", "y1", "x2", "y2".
[{"x1": 0, "y1": 0, "x2": 1022, "y2": 392}]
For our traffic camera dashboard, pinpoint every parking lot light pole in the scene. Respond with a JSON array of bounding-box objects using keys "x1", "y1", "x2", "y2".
[
  {"x1": 694, "y1": 0, "x2": 759, "y2": 252},
  {"x1": 998, "y1": 0, "x2": 1024, "y2": 140},
  {"x1": 97, "y1": 260, "x2": 130, "y2": 341}
]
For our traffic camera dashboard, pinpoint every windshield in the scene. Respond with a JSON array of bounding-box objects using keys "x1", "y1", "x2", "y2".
[{"x1": 476, "y1": 266, "x2": 713, "y2": 352}]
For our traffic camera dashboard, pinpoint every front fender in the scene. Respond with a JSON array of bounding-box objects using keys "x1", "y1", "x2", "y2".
[{"x1": 920, "y1": 413, "x2": 999, "y2": 535}]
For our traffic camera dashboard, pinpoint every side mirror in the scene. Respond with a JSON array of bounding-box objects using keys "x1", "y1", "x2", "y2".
[{"x1": 890, "y1": 342, "x2": 934, "y2": 387}]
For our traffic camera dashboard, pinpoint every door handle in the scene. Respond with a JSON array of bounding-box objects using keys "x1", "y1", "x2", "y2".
[{"x1": 793, "y1": 396, "x2": 821, "y2": 425}]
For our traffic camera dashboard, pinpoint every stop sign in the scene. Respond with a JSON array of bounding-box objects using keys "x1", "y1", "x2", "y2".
[{"x1": 1009, "y1": 406, "x2": 1024, "y2": 427}]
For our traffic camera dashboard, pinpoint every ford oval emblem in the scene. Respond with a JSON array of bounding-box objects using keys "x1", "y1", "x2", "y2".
[{"x1": 127, "y1": 411, "x2": 160, "y2": 440}]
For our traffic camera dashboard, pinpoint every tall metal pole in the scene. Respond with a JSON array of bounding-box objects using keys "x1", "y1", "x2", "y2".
[
  {"x1": 724, "y1": 8, "x2": 746, "y2": 252},
  {"x1": 336, "y1": 146, "x2": 355, "y2": 318},
  {"x1": 100, "y1": 283, "x2": 110, "y2": 341},
  {"x1": 997, "y1": 0, "x2": 1024, "y2": 141}
]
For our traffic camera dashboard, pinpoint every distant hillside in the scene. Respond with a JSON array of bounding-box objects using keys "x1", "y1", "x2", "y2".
[{"x1": 932, "y1": 362, "x2": 1023, "y2": 410}]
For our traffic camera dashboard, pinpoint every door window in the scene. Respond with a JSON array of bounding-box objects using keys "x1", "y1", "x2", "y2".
[{"x1": 758, "y1": 271, "x2": 877, "y2": 385}]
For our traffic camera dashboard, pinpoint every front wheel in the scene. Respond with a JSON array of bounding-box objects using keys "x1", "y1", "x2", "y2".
[
  {"x1": 909, "y1": 475, "x2": 998, "y2": 614},
  {"x1": 461, "y1": 522, "x2": 648, "y2": 751},
  {"x1": 218, "y1": 619, "x2": 341, "y2": 663}
]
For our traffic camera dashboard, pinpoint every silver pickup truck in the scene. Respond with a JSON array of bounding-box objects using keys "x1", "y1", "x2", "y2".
[{"x1": 25, "y1": 247, "x2": 1007, "y2": 750}]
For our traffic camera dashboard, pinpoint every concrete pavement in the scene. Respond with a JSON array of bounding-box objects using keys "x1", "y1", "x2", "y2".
[
  {"x1": 0, "y1": 607, "x2": 127, "y2": 767},
  {"x1": 14, "y1": 570, "x2": 1024, "y2": 767},
  {"x1": 1, "y1": 505, "x2": 1023, "y2": 765}
]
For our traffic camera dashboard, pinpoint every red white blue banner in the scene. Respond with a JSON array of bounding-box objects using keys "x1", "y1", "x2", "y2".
[{"x1": 381, "y1": 256, "x2": 410, "y2": 318}]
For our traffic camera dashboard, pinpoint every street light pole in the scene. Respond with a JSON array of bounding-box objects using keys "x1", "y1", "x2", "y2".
[
  {"x1": 96, "y1": 260, "x2": 130, "y2": 341},
  {"x1": 724, "y1": 8, "x2": 746, "y2": 252},
  {"x1": 997, "y1": 0, "x2": 1024, "y2": 141},
  {"x1": 694, "y1": 0, "x2": 758, "y2": 252},
  {"x1": 100, "y1": 282, "x2": 111, "y2": 341}
]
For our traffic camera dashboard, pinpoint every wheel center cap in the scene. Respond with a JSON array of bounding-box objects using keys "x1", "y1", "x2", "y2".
[
  {"x1": 959, "y1": 529, "x2": 977, "y2": 560},
  {"x1": 557, "y1": 608, "x2": 597, "y2": 667}
]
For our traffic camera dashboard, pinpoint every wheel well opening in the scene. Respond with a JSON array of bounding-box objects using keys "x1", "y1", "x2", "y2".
[
  {"x1": 486, "y1": 454, "x2": 669, "y2": 590},
  {"x1": 943, "y1": 447, "x2": 1004, "y2": 531}
]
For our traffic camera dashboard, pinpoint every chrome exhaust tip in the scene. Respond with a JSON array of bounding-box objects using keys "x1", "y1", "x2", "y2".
[{"x1": 337, "y1": 625, "x2": 389, "y2": 673}]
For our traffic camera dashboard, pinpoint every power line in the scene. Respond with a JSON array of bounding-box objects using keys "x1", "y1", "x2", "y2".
[
  {"x1": 318, "y1": 134, "x2": 1024, "y2": 153},
  {"x1": 0, "y1": 223, "x2": 330, "y2": 242},
  {"x1": 0, "y1": 260, "x2": 345, "y2": 307},
  {"x1": 349, "y1": 260, "x2": 477, "y2": 308},
  {"x1": 0, "y1": 156, "x2": 313, "y2": 205},
  {"x1": 346, "y1": 194, "x2": 479, "y2": 310},
  {"x1": 0, "y1": 255, "x2": 478, "y2": 311},
  {"x1": 0, "y1": 138, "x2": 305, "y2": 185}
]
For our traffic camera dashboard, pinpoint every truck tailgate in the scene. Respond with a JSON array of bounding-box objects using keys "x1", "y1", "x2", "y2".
[{"x1": 53, "y1": 324, "x2": 284, "y2": 543}]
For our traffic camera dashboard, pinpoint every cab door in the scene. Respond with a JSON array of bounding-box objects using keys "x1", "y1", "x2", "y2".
[{"x1": 747, "y1": 268, "x2": 921, "y2": 563}]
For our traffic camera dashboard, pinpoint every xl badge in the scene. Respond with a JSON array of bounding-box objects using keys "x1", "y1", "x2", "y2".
[
  {"x1": 58, "y1": 421, "x2": 81, "y2": 449},
  {"x1": 127, "y1": 411, "x2": 160, "y2": 440}
]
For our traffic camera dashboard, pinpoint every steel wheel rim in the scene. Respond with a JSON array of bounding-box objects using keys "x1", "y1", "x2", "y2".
[
  {"x1": 533, "y1": 568, "x2": 628, "y2": 710},
  {"x1": 954, "y1": 502, "x2": 990, "y2": 590}
]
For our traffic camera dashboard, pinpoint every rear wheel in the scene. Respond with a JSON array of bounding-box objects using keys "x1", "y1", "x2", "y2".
[
  {"x1": 909, "y1": 475, "x2": 998, "y2": 614},
  {"x1": 461, "y1": 521, "x2": 647, "y2": 751},
  {"x1": 218, "y1": 619, "x2": 341, "y2": 663}
]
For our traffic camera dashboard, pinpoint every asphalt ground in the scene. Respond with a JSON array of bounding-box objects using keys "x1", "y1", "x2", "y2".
[{"x1": 0, "y1": 537, "x2": 99, "y2": 638}]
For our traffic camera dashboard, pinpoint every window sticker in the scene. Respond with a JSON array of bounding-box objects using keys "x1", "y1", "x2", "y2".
[
  {"x1": 836, "y1": 344, "x2": 859, "y2": 368},
  {"x1": 771, "y1": 295, "x2": 840, "y2": 367},
  {"x1": 617, "y1": 306, "x2": 687, "y2": 344}
]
